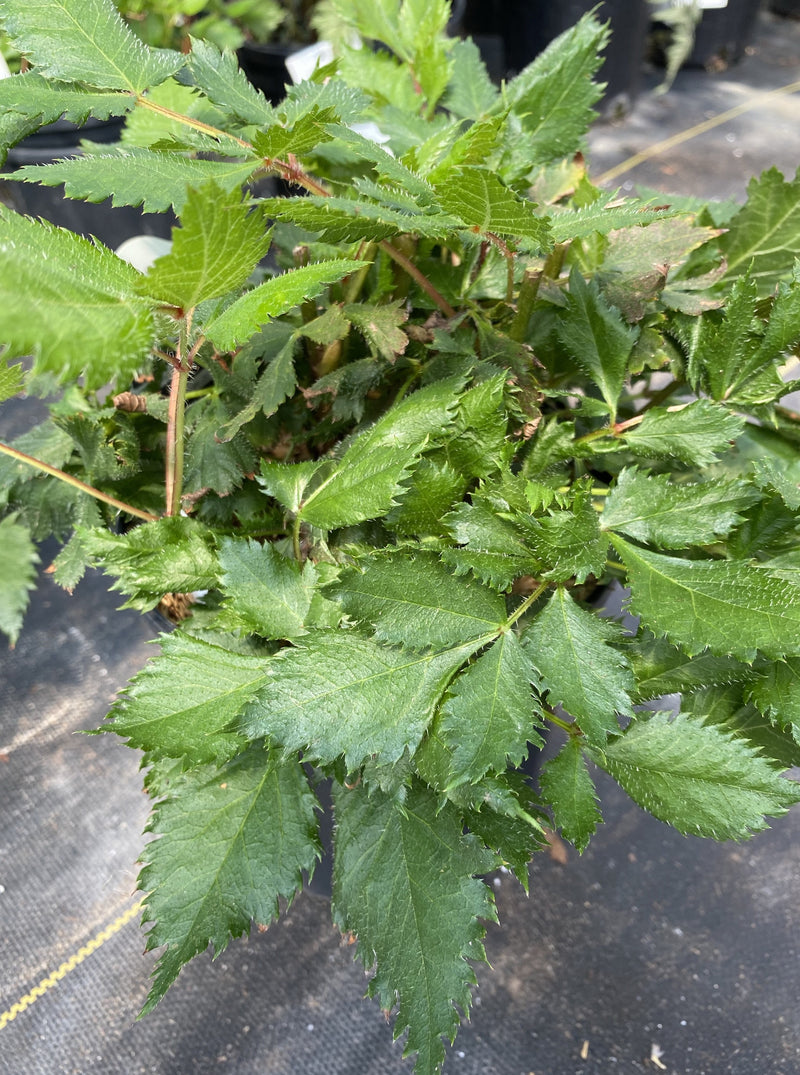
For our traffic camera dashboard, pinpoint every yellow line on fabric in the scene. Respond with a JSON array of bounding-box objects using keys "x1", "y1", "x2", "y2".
[{"x1": 0, "y1": 898, "x2": 144, "y2": 1031}]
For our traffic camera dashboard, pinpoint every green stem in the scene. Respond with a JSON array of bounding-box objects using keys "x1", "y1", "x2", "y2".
[
  {"x1": 292, "y1": 514, "x2": 303, "y2": 563},
  {"x1": 504, "y1": 581, "x2": 550, "y2": 630},
  {"x1": 0, "y1": 441, "x2": 158, "y2": 522},
  {"x1": 165, "y1": 364, "x2": 188, "y2": 517},
  {"x1": 378, "y1": 240, "x2": 457, "y2": 318},
  {"x1": 544, "y1": 709, "x2": 576, "y2": 735},
  {"x1": 135, "y1": 94, "x2": 253, "y2": 150},
  {"x1": 509, "y1": 269, "x2": 542, "y2": 343}
]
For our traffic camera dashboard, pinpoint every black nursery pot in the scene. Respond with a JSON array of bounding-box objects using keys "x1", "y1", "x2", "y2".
[
  {"x1": 465, "y1": 0, "x2": 651, "y2": 116},
  {"x1": 1, "y1": 117, "x2": 174, "y2": 248},
  {"x1": 236, "y1": 41, "x2": 298, "y2": 105},
  {"x1": 656, "y1": 0, "x2": 763, "y2": 69},
  {"x1": 769, "y1": 0, "x2": 800, "y2": 17}
]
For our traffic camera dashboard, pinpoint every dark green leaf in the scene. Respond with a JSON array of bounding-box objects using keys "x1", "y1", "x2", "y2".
[
  {"x1": 522, "y1": 587, "x2": 634, "y2": 746},
  {"x1": 328, "y1": 550, "x2": 505, "y2": 649},
  {"x1": 79, "y1": 517, "x2": 218, "y2": 610},
  {"x1": 627, "y1": 631, "x2": 754, "y2": 703},
  {"x1": 332, "y1": 780, "x2": 496, "y2": 1075},
  {"x1": 602, "y1": 468, "x2": 759, "y2": 549},
  {"x1": 599, "y1": 711, "x2": 800, "y2": 839},
  {"x1": 140, "y1": 745, "x2": 318, "y2": 1014},
  {"x1": 438, "y1": 632, "x2": 542, "y2": 787},
  {"x1": 434, "y1": 166, "x2": 551, "y2": 250},
  {"x1": 217, "y1": 537, "x2": 314, "y2": 640},
  {"x1": 239, "y1": 633, "x2": 482, "y2": 770},
  {"x1": 539, "y1": 738, "x2": 602, "y2": 853},
  {"x1": 612, "y1": 535, "x2": 800, "y2": 660},
  {"x1": 620, "y1": 400, "x2": 744, "y2": 467},
  {"x1": 108, "y1": 631, "x2": 266, "y2": 763},
  {"x1": 557, "y1": 269, "x2": 638, "y2": 419}
]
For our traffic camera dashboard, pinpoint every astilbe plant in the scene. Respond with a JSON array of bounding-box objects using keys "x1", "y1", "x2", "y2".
[{"x1": 1, "y1": 1, "x2": 800, "y2": 1071}]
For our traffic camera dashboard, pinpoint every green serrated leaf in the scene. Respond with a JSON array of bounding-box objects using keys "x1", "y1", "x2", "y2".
[
  {"x1": 627, "y1": 631, "x2": 754, "y2": 703},
  {"x1": 217, "y1": 537, "x2": 314, "y2": 640},
  {"x1": 522, "y1": 587, "x2": 634, "y2": 746},
  {"x1": 0, "y1": 515, "x2": 39, "y2": 645},
  {"x1": 434, "y1": 166, "x2": 551, "y2": 250},
  {"x1": 517, "y1": 485, "x2": 608, "y2": 584},
  {"x1": 612, "y1": 534, "x2": 800, "y2": 661},
  {"x1": 438, "y1": 632, "x2": 543, "y2": 788},
  {"x1": 719, "y1": 167, "x2": 800, "y2": 294},
  {"x1": 51, "y1": 530, "x2": 91, "y2": 592},
  {"x1": 0, "y1": 71, "x2": 134, "y2": 127},
  {"x1": 183, "y1": 397, "x2": 255, "y2": 496},
  {"x1": 258, "y1": 458, "x2": 324, "y2": 515},
  {"x1": 139, "y1": 745, "x2": 318, "y2": 1014},
  {"x1": 204, "y1": 259, "x2": 363, "y2": 351},
  {"x1": 386, "y1": 457, "x2": 466, "y2": 537},
  {"x1": 442, "y1": 501, "x2": 540, "y2": 590},
  {"x1": 79, "y1": 516, "x2": 218, "y2": 610},
  {"x1": 297, "y1": 377, "x2": 461, "y2": 530},
  {"x1": 621, "y1": 400, "x2": 745, "y2": 467},
  {"x1": 179, "y1": 36, "x2": 276, "y2": 126},
  {"x1": 332, "y1": 779, "x2": 496, "y2": 1075},
  {"x1": 443, "y1": 38, "x2": 499, "y2": 120},
  {"x1": 539, "y1": 738, "x2": 602, "y2": 853},
  {"x1": 0, "y1": 206, "x2": 154, "y2": 390},
  {"x1": 599, "y1": 710, "x2": 800, "y2": 839},
  {"x1": 13, "y1": 148, "x2": 256, "y2": 215},
  {"x1": 140, "y1": 183, "x2": 271, "y2": 309},
  {"x1": 260, "y1": 193, "x2": 458, "y2": 244},
  {"x1": 749, "y1": 656, "x2": 800, "y2": 745},
  {"x1": 328, "y1": 550, "x2": 505, "y2": 649},
  {"x1": 0, "y1": 0, "x2": 183, "y2": 93},
  {"x1": 498, "y1": 14, "x2": 607, "y2": 177},
  {"x1": 107, "y1": 631, "x2": 266, "y2": 762},
  {"x1": 0, "y1": 356, "x2": 24, "y2": 403},
  {"x1": 685, "y1": 684, "x2": 800, "y2": 770},
  {"x1": 557, "y1": 269, "x2": 638, "y2": 420},
  {"x1": 549, "y1": 197, "x2": 682, "y2": 244},
  {"x1": 239, "y1": 633, "x2": 482, "y2": 770},
  {"x1": 343, "y1": 300, "x2": 409, "y2": 360},
  {"x1": 602, "y1": 468, "x2": 759, "y2": 549}
]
